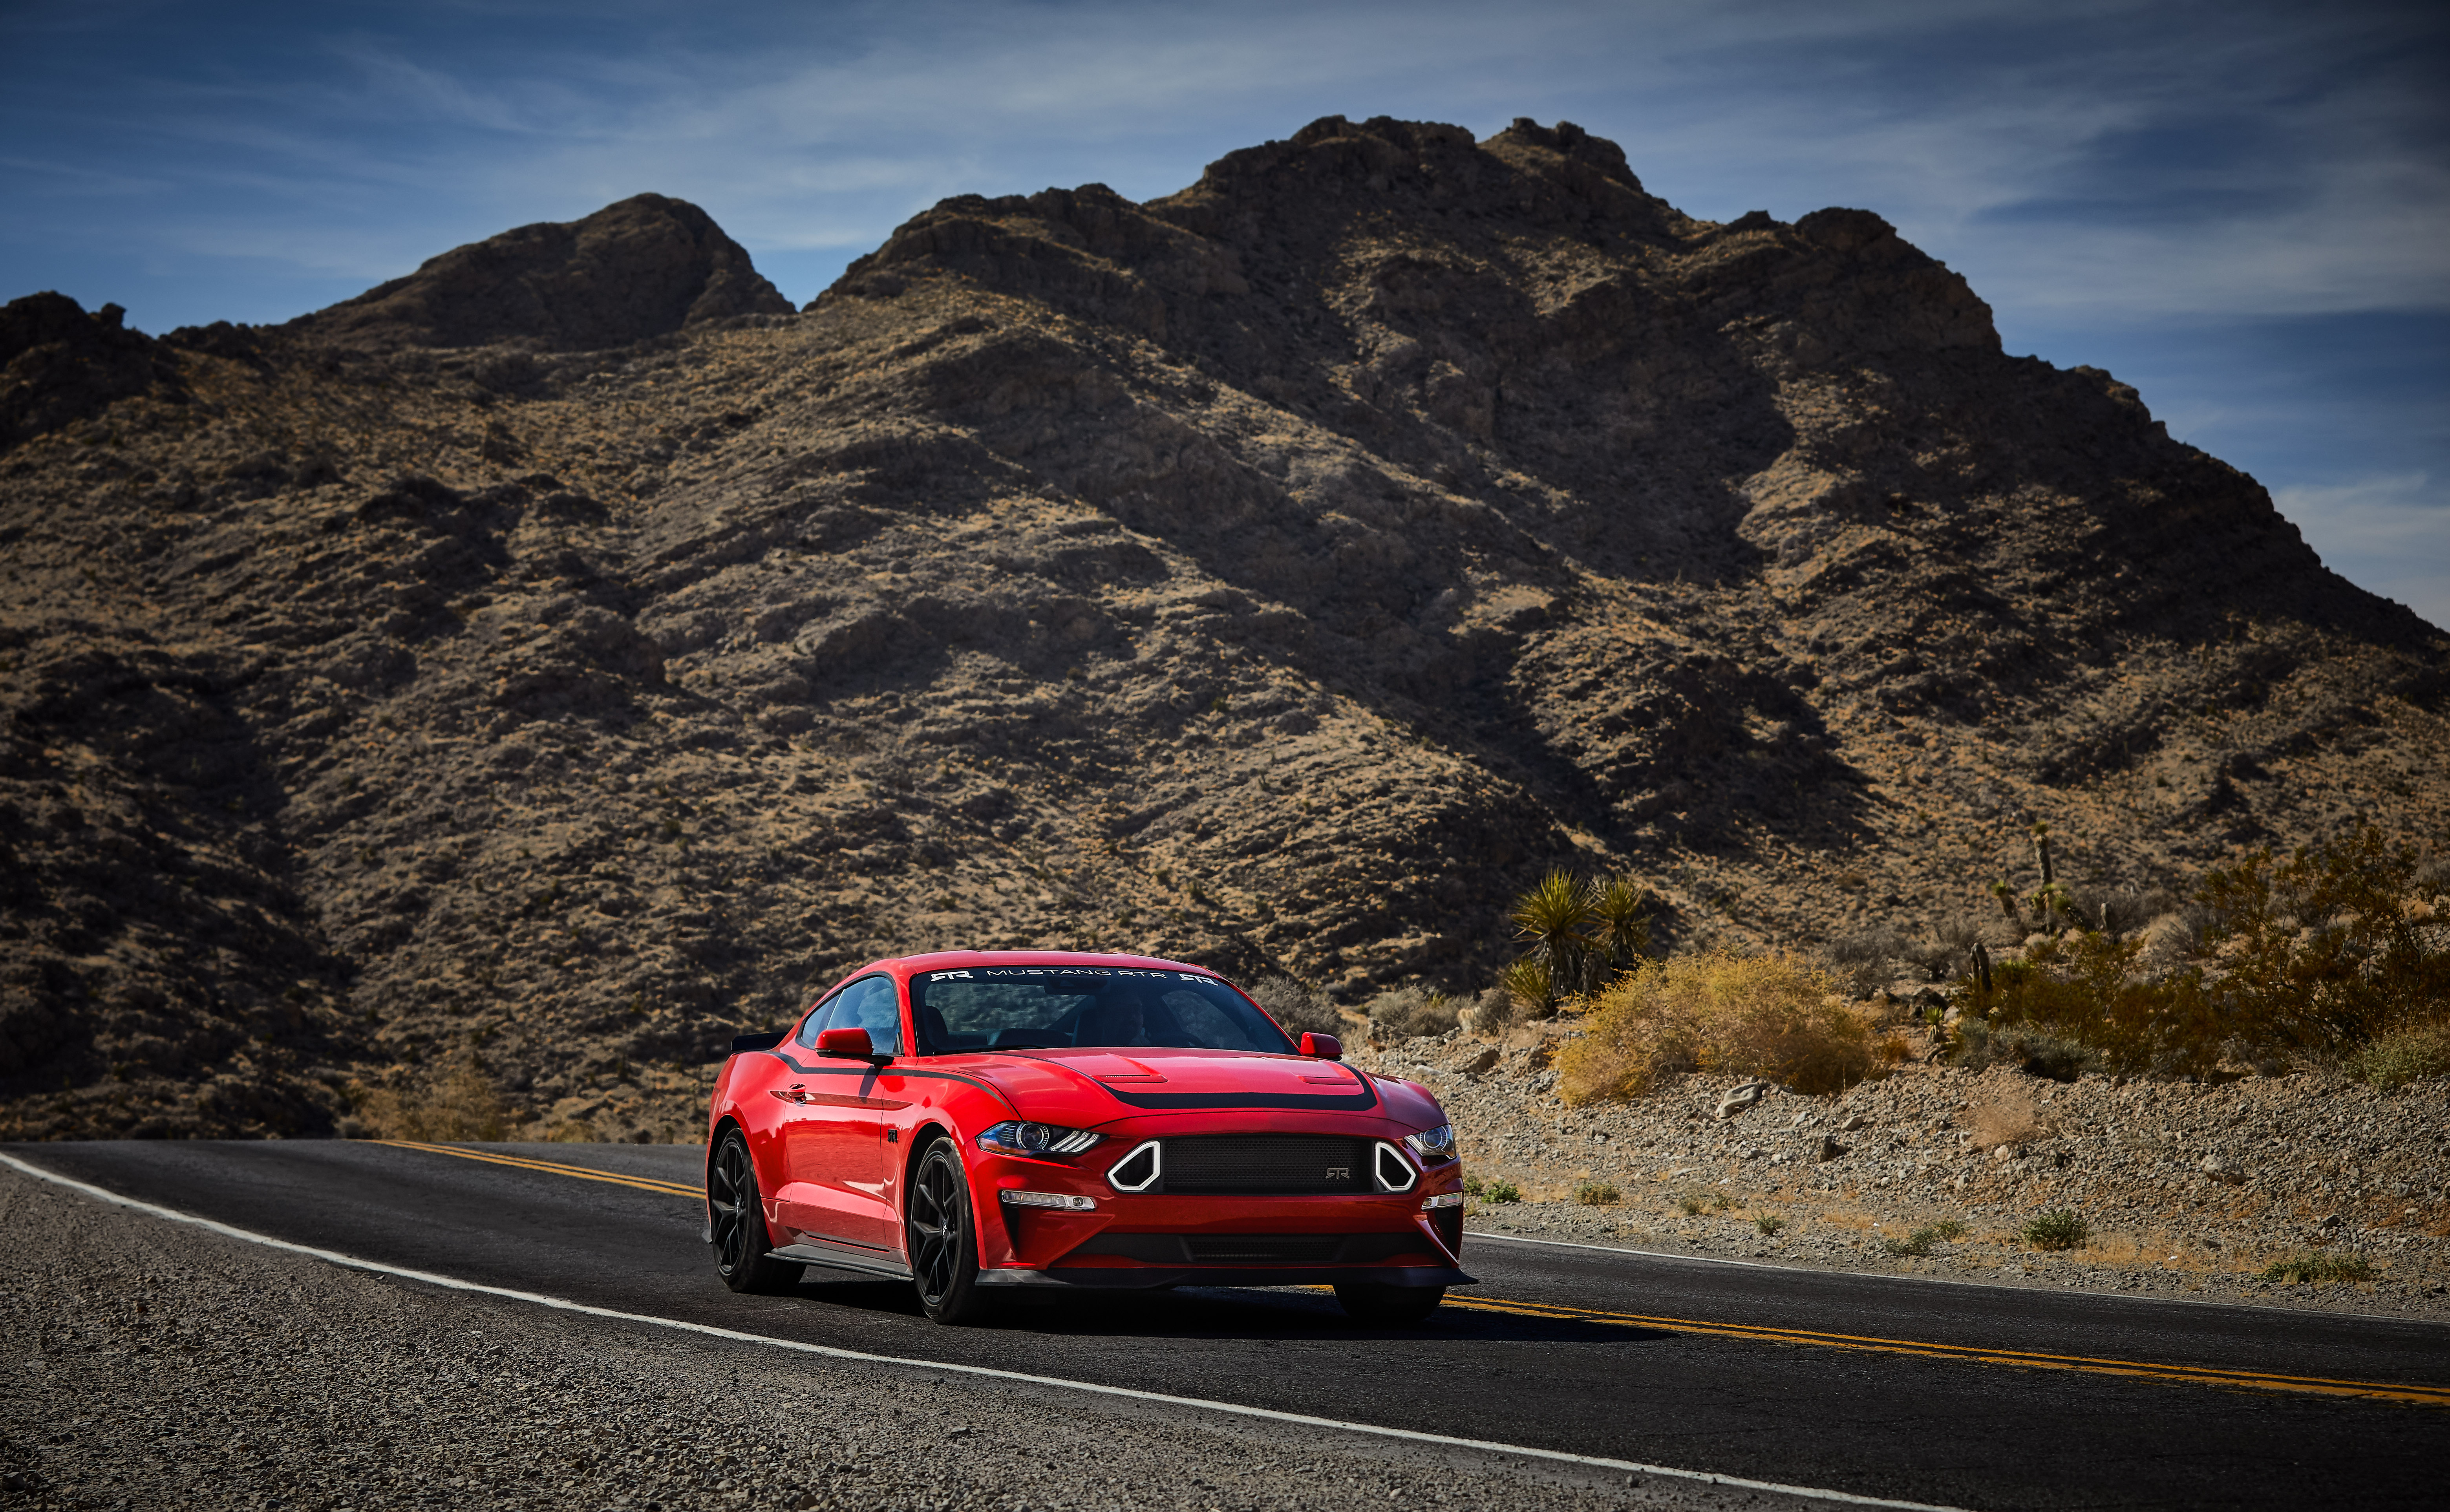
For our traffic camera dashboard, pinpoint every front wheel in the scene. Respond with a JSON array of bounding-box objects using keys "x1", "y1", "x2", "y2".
[
  {"x1": 709, "y1": 1128, "x2": 802, "y2": 1295},
  {"x1": 1335, "y1": 1282, "x2": 1445, "y2": 1324},
  {"x1": 907, "y1": 1137, "x2": 994, "y2": 1325}
]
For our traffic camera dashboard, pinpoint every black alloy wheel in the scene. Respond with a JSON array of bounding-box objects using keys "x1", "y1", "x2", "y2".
[
  {"x1": 709, "y1": 1128, "x2": 802, "y2": 1295},
  {"x1": 907, "y1": 1137, "x2": 993, "y2": 1324},
  {"x1": 1333, "y1": 1282, "x2": 1446, "y2": 1324}
]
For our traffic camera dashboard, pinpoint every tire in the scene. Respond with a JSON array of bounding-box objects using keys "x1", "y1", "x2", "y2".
[
  {"x1": 1334, "y1": 1282, "x2": 1446, "y2": 1324},
  {"x1": 907, "y1": 1137, "x2": 994, "y2": 1325},
  {"x1": 709, "y1": 1128, "x2": 802, "y2": 1295}
]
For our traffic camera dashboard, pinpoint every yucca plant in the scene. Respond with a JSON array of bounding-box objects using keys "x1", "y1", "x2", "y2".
[
  {"x1": 1498, "y1": 956, "x2": 1558, "y2": 1019},
  {"x1": 1990, "y1": 879, "x2": 2021, "y2": 926},
  {"x1": 1511, "y1": 869, "x2": 1594, "y2": 1007},
  {"x1": 1589, "y1": 876, "x2": 1653, "y2": 975}
]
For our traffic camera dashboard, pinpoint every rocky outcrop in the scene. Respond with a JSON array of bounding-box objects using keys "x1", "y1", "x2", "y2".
[
  {"x1": 287, "y1": 193, "x2": 794, "y2": 351},
  {"x1": 0, "y1": 118, "x2": 2443, "y2": 1138},
  {"x1": 1, "y1": 293, "x2": 182, "y2": 450}
]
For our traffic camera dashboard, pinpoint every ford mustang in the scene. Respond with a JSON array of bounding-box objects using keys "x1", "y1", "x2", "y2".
[{"x1": 704, "y1": 950, "x2": 1472, "y2": 1324}]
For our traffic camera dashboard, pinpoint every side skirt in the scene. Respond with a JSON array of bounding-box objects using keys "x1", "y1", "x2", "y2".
[{"x1": 770, "y1": 1240, "x2": 915, "y2": 1282}]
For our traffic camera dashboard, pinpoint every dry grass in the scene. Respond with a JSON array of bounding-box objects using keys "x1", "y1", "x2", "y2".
[
  {"x1": 352, "y1": 1062, "x2": 510, "y2": 1142},
  {"x1": 2344, "y1": 1020, "x2": 2450, "y2": 1090},
  {"x1": 1969, "y1": 1088, "x2": 2054, "y2": 1150},
  {"x1": 1559, "y1": 949, "x2": 1878, "y2": 1102}
]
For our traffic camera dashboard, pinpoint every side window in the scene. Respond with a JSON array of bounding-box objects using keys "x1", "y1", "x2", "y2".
[
  {"x1": 836, "y1": 976, "x2": 903, "y2": 1056},
  {"x1": 793, "y1": 991, "x2": 842, "y2": 1049}
]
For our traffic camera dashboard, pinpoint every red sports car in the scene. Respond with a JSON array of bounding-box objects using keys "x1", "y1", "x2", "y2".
[{"x1": 704, "y1": 950, "x2": 1472, "y2": 1324}]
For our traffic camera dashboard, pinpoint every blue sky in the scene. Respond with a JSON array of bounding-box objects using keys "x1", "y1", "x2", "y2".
[{"x1": 5, "y1": 0, "x2": 2443, "y2": 627}]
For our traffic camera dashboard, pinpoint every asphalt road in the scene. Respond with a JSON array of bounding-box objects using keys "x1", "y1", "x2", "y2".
[{"x1": 14, "y1": 1139, "x2": 2447, "y2": 1510}]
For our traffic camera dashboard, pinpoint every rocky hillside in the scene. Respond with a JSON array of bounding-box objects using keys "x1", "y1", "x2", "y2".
[{"x1": 2, "y1": 116, "x2": 2443, "y2": 1139}]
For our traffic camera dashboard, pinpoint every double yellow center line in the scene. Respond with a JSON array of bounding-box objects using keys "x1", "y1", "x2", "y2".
[
  {"x1": 371, "y1": 1139, "x2": 2448, "y2": 1408},
  {"x1": 371, "y1": 1139, "x2": 702, "y2": 1199},
  {"x1": 1442, "y1": 1293, "x2": 2450, "y2": 1406}
]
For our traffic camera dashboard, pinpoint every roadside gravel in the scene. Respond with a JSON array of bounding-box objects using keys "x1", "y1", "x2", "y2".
[
  {"x1": 1359, "y1": 1032, "x2": 2450, "y2": 1321},
  {"x1": 0, "y1": 1168, "x2": 1815, "y2": 1512}
]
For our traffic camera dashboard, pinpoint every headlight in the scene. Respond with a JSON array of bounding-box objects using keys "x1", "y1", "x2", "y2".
[
  {"x1": 1403, "y1": 1124, "x2": 1458, "y2": 1164},
  {"x1": 976, "y1": 1120, "x2": 1103, "y2": 1157}
]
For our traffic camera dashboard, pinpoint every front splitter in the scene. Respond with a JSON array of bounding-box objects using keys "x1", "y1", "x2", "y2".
[{"x1": 978, "y1": 1264, "x2": 1474, "y2": 1290}]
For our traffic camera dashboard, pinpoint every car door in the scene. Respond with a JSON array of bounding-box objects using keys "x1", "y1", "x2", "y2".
[{"x1": 780, "y1": 974, "x2": 903, "y2": 1252}]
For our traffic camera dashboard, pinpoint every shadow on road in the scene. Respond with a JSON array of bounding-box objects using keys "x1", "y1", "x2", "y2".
[{"x1": 786, "y1": 1273, "x2": 1667, "y2": 1346}]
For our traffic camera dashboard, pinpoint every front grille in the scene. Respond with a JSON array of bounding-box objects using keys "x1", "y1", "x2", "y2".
[{"x1": 1161, "y1": 1135, "x2": 1372, "y2": 1195}]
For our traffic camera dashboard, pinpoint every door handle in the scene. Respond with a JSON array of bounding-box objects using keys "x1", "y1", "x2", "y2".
[{"x1": 770, "y1": 1084, "x2": 809, "y2": 1104}]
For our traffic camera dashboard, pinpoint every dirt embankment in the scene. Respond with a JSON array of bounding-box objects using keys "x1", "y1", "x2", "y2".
[{"x1": 1353, "y1": 1031, "x2": 2450, "y2": 1319}]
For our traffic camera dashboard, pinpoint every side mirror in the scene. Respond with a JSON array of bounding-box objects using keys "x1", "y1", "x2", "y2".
[
  {"x1": 1298, "y1": 1032, "x2": 1342, "y2": 1060},
  {"x1": 816, "y1": 1027, "x2": 879, "y2": 1060}
]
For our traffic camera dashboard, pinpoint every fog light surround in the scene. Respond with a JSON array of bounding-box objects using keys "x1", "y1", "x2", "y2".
[
  {"x1": 1421, "y1": 1192, "x2": 1466, "y2": 1210},
  {"x1": 999, "y1": 1189, "x2": 1098, "y2": 1212}
]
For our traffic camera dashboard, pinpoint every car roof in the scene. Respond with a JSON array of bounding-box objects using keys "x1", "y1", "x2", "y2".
[{"x1": 876, "y1": 948, "x2": 1219, "y2": 978}]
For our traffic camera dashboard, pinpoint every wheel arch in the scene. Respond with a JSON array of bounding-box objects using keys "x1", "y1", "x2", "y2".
[{"x1": 900, "y1": 1118, "x2": 988, "y2": 1261}]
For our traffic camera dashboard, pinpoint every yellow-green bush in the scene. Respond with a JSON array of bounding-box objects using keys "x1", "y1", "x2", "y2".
[{"x1": 1559, "y1": 949, "x2": 1877, "y2": 1102}]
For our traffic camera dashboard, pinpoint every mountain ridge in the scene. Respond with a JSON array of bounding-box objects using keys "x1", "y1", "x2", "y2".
[{"x1": 0, "y1": 115, "x2": 2441, "y2": 1141}]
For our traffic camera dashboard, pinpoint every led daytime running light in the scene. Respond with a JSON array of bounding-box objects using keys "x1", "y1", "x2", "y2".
[{"x1": 998, "y1": 1189, "x2": 1097, "y2": 1211}]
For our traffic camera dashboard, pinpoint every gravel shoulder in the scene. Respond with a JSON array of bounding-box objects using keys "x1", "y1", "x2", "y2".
[
  {"x1": 1356, "y1": 1032, "x2": 2450, "y2": 1322},
  {"x1": 0, "y1": 1166, "x2": 1826, "y2": 1512}
]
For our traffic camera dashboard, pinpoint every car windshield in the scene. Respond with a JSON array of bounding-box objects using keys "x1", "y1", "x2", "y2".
[{"x1": 909, "y1": 966, "x2": 1294, "y2": 1056}]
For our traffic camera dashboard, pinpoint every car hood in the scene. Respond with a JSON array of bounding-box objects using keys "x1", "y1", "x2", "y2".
[{"x1": 962, "y1": 1046, "x2": 1388, "y2": 1120}]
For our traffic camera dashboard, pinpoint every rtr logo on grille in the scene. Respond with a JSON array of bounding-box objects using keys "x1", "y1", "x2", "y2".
[{"x1": 1326, "y1": 1166, "x2": 1350, "y2": 1180}]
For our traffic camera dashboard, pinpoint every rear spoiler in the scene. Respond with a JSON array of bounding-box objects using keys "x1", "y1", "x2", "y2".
[{"x1": 730, "y1": 1031, "x2": 786, "y2": 1055}]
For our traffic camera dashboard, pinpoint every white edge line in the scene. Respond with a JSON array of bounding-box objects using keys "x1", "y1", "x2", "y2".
[
  {"x1": 0, "y1": 1151, "x2": 1967, "y2": 1512},
  {"x1": 1464, "y1": 1228, "x2": 2450, "y2": 1329}
]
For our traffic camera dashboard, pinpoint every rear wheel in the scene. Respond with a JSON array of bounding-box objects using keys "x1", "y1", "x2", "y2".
[
  {"x1": 1334, "y1": 1282, "x2": 1445, "y2": 1324},
  {"x1": 709, "y1": 1128, "x2": 801, "y2": 1295},
  {"x1": 907, "y1": 1137, "x2": 994, "y2": 1325}
]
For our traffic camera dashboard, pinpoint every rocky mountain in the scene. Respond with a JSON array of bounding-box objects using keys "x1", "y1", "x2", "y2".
[
  {"x1": 283, "y1": 193, "x2": 794, "y2": 351},
  {"x1": 2, "y1": 116, "x2": 2442, "y2": 1141}
]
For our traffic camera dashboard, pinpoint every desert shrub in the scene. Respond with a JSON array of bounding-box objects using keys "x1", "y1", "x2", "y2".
[
  {"x1": 355, "y1": 1062, "x2": 508, "y2": 1142},
  {"x1": 1823, "y1": 925, "x2": 1909, "y2": 995},
  {"x1": 2260, "y1": 1250, "x2": 2376, "y2": 1284},
  {"x1": 1969, "y1": 1090, "x2": 2054, "y2": 1150},
  {"x1": 1881, "y1": 1220, "x2": 1966, "y2": 1257},
  {"x1": 1482, "y1": 1179, "x2": 1521, "y2": 1204},
  {"x1": 2021, "y1": 1209, "x2": 2089, "y2": 1251},
  {"x1": 1754, "y1": 1214, "x2": 1785, "y2": 1236},
  {"x1": 1676, "y1": 1190, "x2": 1731, "y2": 1216},
  {"x1": 2341, "y1": 1022, "x2": 2450, "y2": 1090},
  {"x1": 1462, "y1": 1174, "x2": 1485, "y2": 1196},
  {"x1": 1954, "y1": 1018, "x2": 2101, "y2": 1082},
  {"x1": 1248, "y1": 974, "x2": 1342, "y2": 1038},
  {"x1": 1574, "y1": 1181, "x2": 1620, "y2": 1206},
  {"x1": 1459, "y1": 987, "x2": 1518, "y2": 1035},
  {"x1": 1560, "y1": 949, "x2": 1874, "y2": 1101},
  {"x1": 1498, "y1": 957, "x2": 1558, "y2": 1019},
  {"x1": 1366, "y1": 985, "x2": 1460, "y2": 1038},
  {"x1": 1956, "y1": 823, "x2": 2449, "y2": 1077}
]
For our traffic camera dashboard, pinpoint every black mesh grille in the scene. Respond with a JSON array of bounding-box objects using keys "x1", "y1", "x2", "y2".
[{"x1": 1162, "y1": 1135, "x2": 1372, "y2": 1194}]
